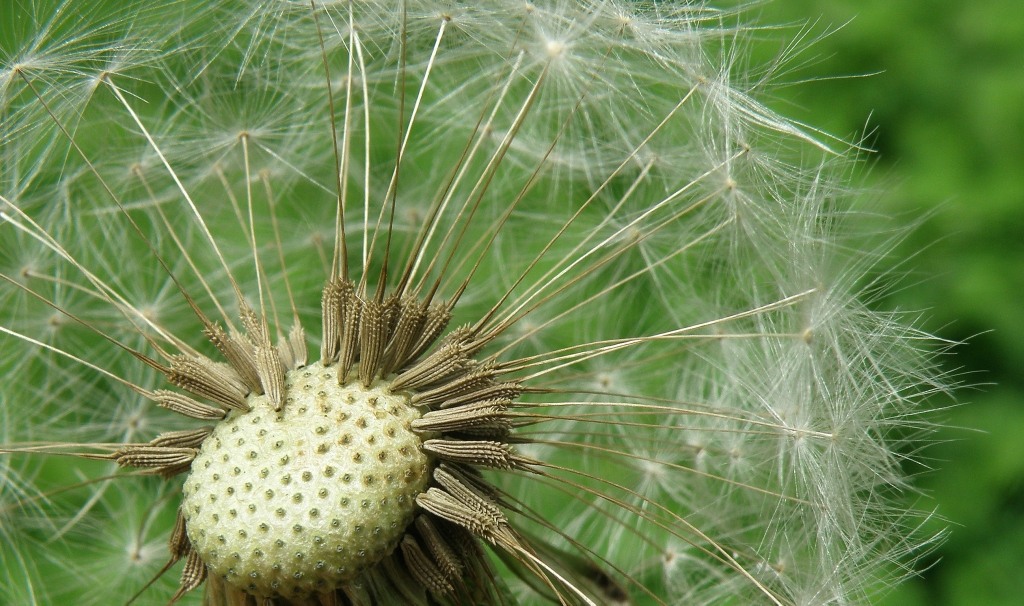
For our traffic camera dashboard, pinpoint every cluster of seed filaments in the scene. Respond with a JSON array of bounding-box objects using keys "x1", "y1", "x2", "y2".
[{"x1": 112, "y1": 278, "x2": 533, "y2": 602}]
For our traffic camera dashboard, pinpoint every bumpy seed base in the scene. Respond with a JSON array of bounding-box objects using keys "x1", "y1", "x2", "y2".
[{"x1": 182, "y1": 362, "x2": 432, "y2": 599}]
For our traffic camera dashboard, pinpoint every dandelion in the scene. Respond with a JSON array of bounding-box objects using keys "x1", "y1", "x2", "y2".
[{"x1": 1, "y1": 1, "x2": 945, "y2": 605}]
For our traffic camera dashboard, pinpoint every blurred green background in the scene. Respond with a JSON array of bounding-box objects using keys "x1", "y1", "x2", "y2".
[{"x1": 749, "y1": 1, "x2": 1024, "y2": 603}]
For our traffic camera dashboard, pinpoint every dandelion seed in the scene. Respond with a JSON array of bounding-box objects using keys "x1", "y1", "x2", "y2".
[{"x1": 1, "y1": 2, "x2": 947, "y2": 605}]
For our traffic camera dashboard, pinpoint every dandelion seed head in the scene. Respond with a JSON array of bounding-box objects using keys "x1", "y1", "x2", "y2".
[{"x1": 0, "y1": 1, "x2": 950, "y2": 604}]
